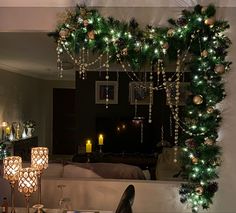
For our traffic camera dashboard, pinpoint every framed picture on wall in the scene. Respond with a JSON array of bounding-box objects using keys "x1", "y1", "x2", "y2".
[
  {"x1": 95, "y1": 81, "x2": 118, "y2": 104},
  {"x1": 166, "y1": 82, "x2": 190, "y2": 106},
  {"x1": 129, "y1": 81, "x2": 153, "y2": 105}
]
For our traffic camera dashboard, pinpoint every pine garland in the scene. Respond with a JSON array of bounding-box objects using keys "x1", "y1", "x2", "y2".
[{"x1": 50, "y1": 4, "x2": 231, "y2": 212}]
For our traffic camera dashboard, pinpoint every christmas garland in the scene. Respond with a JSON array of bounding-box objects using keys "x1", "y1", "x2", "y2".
[{"x1": 51, "y1": 4, "x2": 231, "y2": 212}]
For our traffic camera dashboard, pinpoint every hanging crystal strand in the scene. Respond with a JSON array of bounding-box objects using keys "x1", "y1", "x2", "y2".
[
  {"x1": 81, "y1": 46, "x2": 86, "y2": 80},
  {"x1": 148, "y1": 82, "x2": 153, "y2": 123},
  {"x1": 161, "y1": 125, "x2": 164, "y2": 146},
  {"x1": 57, "y1": 41, "x2": 63, "y2": 78},
  {"x1": 140, "y1": 121, "x2": 144, "y2": 144},
  {"x1": 105, "y1": 50, "x2": 110, "y2": 109},
  {"x1": 173, "y1": 50, "x2": 181, "y2": 163},
  {"x1": 169, "y1": 113, "x2": 173, "y2": 137}
]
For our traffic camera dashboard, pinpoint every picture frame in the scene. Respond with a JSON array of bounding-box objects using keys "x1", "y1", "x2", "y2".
[
  {"x1": 166, "y1": 82, "x2": 190, "y2": 106},
  {"x1": 95, "y1": 81, "x2": 118, "y2": 104},
  {"x1": 129, "y1": 81, "x2": 153, "y2": 105}
]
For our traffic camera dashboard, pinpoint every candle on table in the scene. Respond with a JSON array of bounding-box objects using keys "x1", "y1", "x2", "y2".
[
  {"x1": 98, "y1": 134, "x2": 104, "y2": 145},
  {"x1": 86, "y1": 139, "x2": 92, "y2": 153}
]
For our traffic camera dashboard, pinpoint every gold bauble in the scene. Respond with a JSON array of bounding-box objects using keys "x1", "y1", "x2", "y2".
[
  {"x1": 88, "y1": 31, "x2": 95, "y2": 40},
  {"x1": 204, "y1": 17, "x2": 215, "y2": 26},
  {"x1": 121, "y1": 48, "x2": 128, "y2": 56},
  {"x1": 195, "y1": 186, "x2": 204, "y2": 195},
  {"x1": 204, "y1": 138, "x2": 214, "y2": 145},
  {"x1": 193, "y1": 95, "x2": 203, "y2": 105},
  {"x1": 192, "y1": 157, "x2": 198, "y2": 164},
  {"x1": 59, "y1": 29, "x2": 70, "y2": 39},
  {"x1": 207, "y1": 106, "x2": 214, "y2": 114},
  {"x1": 167, "y1": 29, "x2": 175, "y2": 37},
  {"x1": 214, "y1": 64, "x2": 225, "y2": 74},
  {"x1": 162, "y1": 42, "x2": 169, "y2": 50},
  {"x1": 201, "y1": 50, "x2": 208, "y2": 58}
]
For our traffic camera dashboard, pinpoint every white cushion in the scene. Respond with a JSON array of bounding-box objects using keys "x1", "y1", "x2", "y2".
[
  {"x1": 42, "y1": 163, "x2": 64, "y2": 178},
  {"x1": 63, "y1": 164, "x2": 102, "y2": 179}
]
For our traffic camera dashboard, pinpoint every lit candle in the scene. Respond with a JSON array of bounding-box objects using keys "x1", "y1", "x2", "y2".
[
  {"x1": 86, "y1": 140, "x2": 92, "y2": 153},
  {"x1": 98, "y1": 134, "x2": 104, "y2": 145},
  {"x1": 5, "y1": 126, "x2": 11, "y2": 135}
]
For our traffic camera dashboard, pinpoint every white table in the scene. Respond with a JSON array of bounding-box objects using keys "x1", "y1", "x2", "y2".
[{"x1": 15, "y1": 208, "x2": 113, "y2": 213}]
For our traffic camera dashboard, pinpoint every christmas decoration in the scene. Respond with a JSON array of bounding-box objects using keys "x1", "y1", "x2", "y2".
[
  {"x1": 193, "y1": 95, "x2": 203, "y2": 105},
  {"x1": 214, "y1": 64, "x2": 225, "y2": 74},
  {"x1": 59, "y1": 29, "x2": 70, "y2": 39},
  {"x1": 206, "y1": 106, "x2": 214, "y2": 114},
  {"x1": 167, "y1": 28, "x2": 175, "y2": 37},
  {"x1": 204, "y1": 17, "x2": 215, "y2": 26},
  {"x1": 201, "y1": 50, "x2": 208, "y2": 57},
  {"x1": 204, "y1": 138, "x2": 214, "y2": 145},
  {"x1": 195, "y1": 186, "x2": 204, "y2": 195},
  {"x1": 192, "y1": 157, "x2": 199, "y2": 164},
  {"x1": 88, "y1": 30, "x2": 95, "y2": 40},
  {"x1": 50, "y1": 4, "x2": 232, "y2": 212}
]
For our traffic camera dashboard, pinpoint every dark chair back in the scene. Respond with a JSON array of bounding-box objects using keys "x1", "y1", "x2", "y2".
[{"x1": 115, "y1": 184, "x2": 135, "y2": 213}]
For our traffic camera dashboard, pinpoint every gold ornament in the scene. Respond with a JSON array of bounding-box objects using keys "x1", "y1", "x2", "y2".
[
  {"x1": 193, "y1": 95, "x2": 203, "y2": 105},
  {"x1": 214, "y1": 64, "x2": 225, "y2": 74},
  {"x1": 59, "y1": 29, "x2": 70, "y2": 39},
  {"x1": 201, "y1": 50, "x2": 208, "y2": 58},
  {"x1": 192, "y1": 157, "x2": 198, "y2": 164},
  {"x1": 121, "y1": 48, "x2": 128, "y2": 56},
  {"x1": 167, "y1": 29, "x2": 175, "y2": 37},
  {"x1": 207, "y1": 106, "x2": 214, "y2": 114},
  {"x1": 204, "y1": 17, "x2": 215, "y2": 26},
  {"x1": 204, "y1": 138, "x2": 214, "y2": 145},
  {"x1": 162, "y1": 42, "x2": 169, "y2": 50},
  {"x1": 195, "y1": 186, "x2": 204, "y2": 195},
  {"x1": 88, "y1": 31, "x2": 95, "y2": 40}
]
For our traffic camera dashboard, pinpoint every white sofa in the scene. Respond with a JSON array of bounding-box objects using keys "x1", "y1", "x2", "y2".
[{"x1": 0, "y1": 162, "x2": 187, "y2": 213}]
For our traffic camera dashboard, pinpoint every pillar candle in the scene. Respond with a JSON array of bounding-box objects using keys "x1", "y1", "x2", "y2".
[
  {"x1": 98, "y1": 134, "x2": 104, "y2": 145},
  {"x1": 86, "y1": 140, "x2": 92, "y2": 153}
]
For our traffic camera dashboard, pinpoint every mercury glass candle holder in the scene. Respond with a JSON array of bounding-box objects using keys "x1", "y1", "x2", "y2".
[
  {"x1": 3, "y1": 156, "x2": 22, "y2": 213},
  {"x1": 31, "y1": 147, "x2": 48, "y2": 211},
  {"x1": 18, "y1": 167, "x2": 38, "y2": 213}
]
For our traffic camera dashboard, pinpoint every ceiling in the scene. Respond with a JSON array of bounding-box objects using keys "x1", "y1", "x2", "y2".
[{"x1": 0, "y1": 0, "x2": 235, "y2": 81}]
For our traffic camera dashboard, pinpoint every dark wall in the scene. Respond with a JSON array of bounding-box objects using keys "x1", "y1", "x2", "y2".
[{"x1": 75, "y1": 71, "x2": 174, "y2": 154}]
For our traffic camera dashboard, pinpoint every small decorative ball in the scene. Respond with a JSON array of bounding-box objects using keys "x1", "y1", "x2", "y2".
[
  {"x1": 192, "y1": 157, "x2": 198, "y2": 164},
  {"x1": 162, "y1": 42, "x2": 169, "y2": 50},
  {"x1": 214, "y1": 64, "x2": 225, "y2": 74},
  {"x1": 59, "y1": 29, "x2": 70, "y2": 39},
  {"x1": 195, "y1": 186, "x2": 204, "y2": 195},
  {"x1": 204, "y1": 17, "x2": 215, "y2": 26},
  {"x1": 193, "y1": 95, "x2": 203, "y2": 105},
  {"x1": 204, "y1": 138, "x2": 214, "y2": 145},
  {"x1": 121, "y1": 48, "x2": 128, "y2": 56},
  {"x1": 88, "y1": 31, "x2": 95, "y2": 40},
  {"x1": 167, "y1": 29, "x2": 175, "y2": 37},
  {"x1": 201, "y1": 50, "x2": 208, "y2": 57},
  {"x1": 83, "y1": 20, "x2": 89, "y2": 27},
  {"x1": 177, "y1": 16, "x2": 188, "y2": 26},
  {"x1": 207, "y1": 106, "x2": 214, "y2": 114},
  {"x1": 185, "y1": 138, "x2": 195, "y2": 148}
]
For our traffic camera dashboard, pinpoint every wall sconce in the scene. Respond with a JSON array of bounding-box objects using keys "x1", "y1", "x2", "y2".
[{"x1": 3, "y1": 156, "x2": 22, "y2": 213}]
